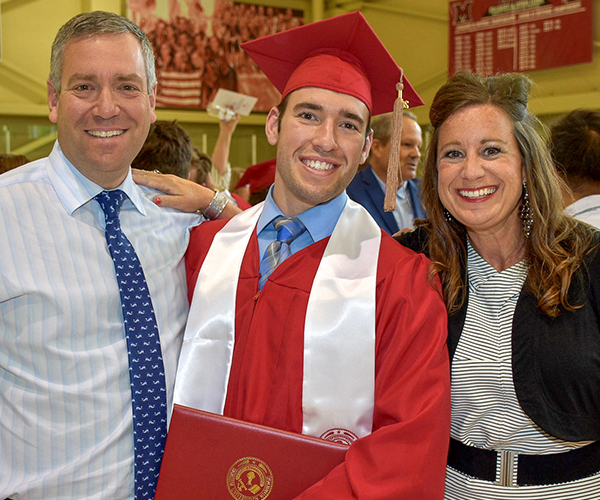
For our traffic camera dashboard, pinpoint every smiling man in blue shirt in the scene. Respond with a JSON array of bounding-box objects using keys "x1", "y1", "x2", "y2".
[{"x1": 0, "y1": 11, "x2": 237, "y2": 500}]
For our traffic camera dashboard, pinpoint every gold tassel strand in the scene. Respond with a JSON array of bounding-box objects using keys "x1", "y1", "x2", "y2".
[{"x1": 384, "y1": 71, "x2": 406, "y2": 212}]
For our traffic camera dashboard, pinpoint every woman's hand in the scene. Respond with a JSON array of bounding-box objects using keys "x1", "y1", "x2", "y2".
[
  {"x1": 132, "y1": 169, "x2": 217, "y2": 212},
  {"x1": 393, "y1": 227, "x2": 415, "y2": 238},
  {"x1": 132, "y1": 169, "x2": 243, "y2": 220}
]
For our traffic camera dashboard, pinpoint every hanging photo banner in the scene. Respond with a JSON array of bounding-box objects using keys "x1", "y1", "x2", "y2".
[
  {"x1": 127, "y1": 0, "x2": 304, "y2": 111},
  {"x1": 448, "y1": 0, "x2": 593, "y2": 76}
]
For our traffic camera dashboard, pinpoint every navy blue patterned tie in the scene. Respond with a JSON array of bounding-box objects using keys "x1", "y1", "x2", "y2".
[
  {"x1": 258, "y1": 216, "x2": 307, "y2": 289},
  {"x1": 95, "y1": 190, "x2": 167, "y2": 499}
]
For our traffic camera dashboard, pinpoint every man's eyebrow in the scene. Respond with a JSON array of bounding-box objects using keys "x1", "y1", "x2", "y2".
[
  {"x1": 340, "y1": 110, "x2": 365, "y2": 127},
  {"x1": 66, "y1": 73, "x2": 98, "y2": 87},
  {"x1": 65, "y1": 73, "x2": 145, "y2": 87},
  {"x1": 115, "y1": 74, "x2": 145, "y2": 84},
  {"x1": 292, "y1": 102, "x2": 366, "y2": 127},
  {"x1": 292, "y1": 102, "x2": 323, "y2": 113}
]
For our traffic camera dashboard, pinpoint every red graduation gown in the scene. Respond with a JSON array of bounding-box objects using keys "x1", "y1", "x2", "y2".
[{"x1": 186, "y1": 220, "x2": 451, "y2": 499}]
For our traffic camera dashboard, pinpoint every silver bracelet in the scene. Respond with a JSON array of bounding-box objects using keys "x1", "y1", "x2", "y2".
[{"x1": 199, "y1": 190, "x2": 229, "y2": 220}]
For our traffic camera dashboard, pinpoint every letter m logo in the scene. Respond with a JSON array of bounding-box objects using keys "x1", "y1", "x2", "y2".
[{"x1": 452, "y1": 0, "x2": 474, "y2": 25}]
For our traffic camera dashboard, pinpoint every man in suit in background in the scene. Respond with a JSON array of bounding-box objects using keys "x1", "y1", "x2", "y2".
[{"x1": 347, "y1": 111, "x2": 425, "y2": 234}]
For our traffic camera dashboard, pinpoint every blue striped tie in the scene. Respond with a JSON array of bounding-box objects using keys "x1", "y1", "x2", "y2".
[
  {"x1": 258, "y1": 216, "x2": 307, "y2": 289},
  {"x1": 95, "y1": 190, "x2": 167, "y2": 500}
]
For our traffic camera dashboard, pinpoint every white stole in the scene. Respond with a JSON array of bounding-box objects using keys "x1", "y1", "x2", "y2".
[{"x1": 173, "y1": 198, "x2": 380, "y2": 439}]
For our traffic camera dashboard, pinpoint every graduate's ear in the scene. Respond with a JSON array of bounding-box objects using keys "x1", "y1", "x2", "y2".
[
  {"x1": 360, "y1": 129, "x2": 373, "y2": 165},
  {"x1": 265, "y1": 107, "x2": 280, "y2": 146}
]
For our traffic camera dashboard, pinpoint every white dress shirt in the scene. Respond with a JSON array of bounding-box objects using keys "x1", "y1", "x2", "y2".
[
  {"x1": 0, "y1": 142, "x2": 200, "y2": 500},
  {"x1": 565, "y1": 194, "x2": 600, "y2": 230}
]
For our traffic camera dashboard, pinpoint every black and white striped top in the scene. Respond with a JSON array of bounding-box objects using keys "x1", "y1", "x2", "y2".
[{"x1": 445, "y1": 243, "x2": 600, "y2": 499}]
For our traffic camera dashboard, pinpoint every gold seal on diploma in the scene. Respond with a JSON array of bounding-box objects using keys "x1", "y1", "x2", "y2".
[{"x1": 227, "y1": 456, "x2": 274, "y2": 499}]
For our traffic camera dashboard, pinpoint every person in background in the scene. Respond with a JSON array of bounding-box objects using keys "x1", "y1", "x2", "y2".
[
  {"x1": 347, "y1": 111, "x2": 425, "y2": 234},
  {"x1": 132, "y1": 120, "x2": 250, "y2": 209},
  {"x1": 231, "y1": 157, "x2": 276, "y2": 205},
  {"x1": 397, "y1": 71, "x2": 600, "y2": 499},
  {"x1": 139, "y1": 11, "x2": 451, "y2": 499},
  {"x1": 208, "y1": 110, "x2": 240, "y2": 191},
  {"x1": 550, "y1": 109, "x2": 600, "y2": 229},
  {"x1": 0, "y1": 153, "x2": 30, "y2": 174},
  {"x1": 190, "y1": 146, "x2": 251, "y2": 209},
  {"x1": 0, "y1": 11, "x2": 236, "y2": 500},
  {"x1": 132, "y1": 120, "x2": 193, "y2": 177}
]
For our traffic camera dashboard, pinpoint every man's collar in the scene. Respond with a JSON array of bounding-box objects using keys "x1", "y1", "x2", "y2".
[
  {"x1": 565, "y1": 194, "x2": 600, "y2": 218},
  {"x1": 47, "y1": 141, "x2": 147, "y2": 216},
  {"x1": 372, "y1": 170, "x2": 407, "y2": 199}
]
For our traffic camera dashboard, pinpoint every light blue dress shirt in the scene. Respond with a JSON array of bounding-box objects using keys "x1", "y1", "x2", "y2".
[
  {"x1": 0, "y1": 142, "x2": 200, "y2": 499},
  {"x1": 256, "y1": 187, "x2": 347, "y2": 262},
  {"x1": 372, "y1": 174, "x2": 415, "y2": 230}
]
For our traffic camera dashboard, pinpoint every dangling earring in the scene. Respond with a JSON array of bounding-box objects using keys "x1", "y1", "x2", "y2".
[
  {"x1": 443, "y1": 208, "x2": 453, "y2": 222},
  {"x1": 520, "y1": 181, "x2": 533, "y2": 238}
]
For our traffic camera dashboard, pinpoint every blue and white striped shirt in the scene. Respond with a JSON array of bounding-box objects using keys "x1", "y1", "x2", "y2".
[{"x1": 0, "y1": 142, "x2": 200, "y2": 499}]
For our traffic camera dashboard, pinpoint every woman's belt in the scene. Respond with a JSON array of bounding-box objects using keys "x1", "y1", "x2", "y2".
[{"x1": 448, "y1": 437, "x2": 600, "y2": 487}]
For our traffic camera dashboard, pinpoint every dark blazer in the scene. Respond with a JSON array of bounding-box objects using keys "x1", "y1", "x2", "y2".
[
  {"x1": 397, "y1": 226, "x2": 600, "y2": 442},
  {"x1": 346, "y1": 166, "x2": 426, "y2": 235}
]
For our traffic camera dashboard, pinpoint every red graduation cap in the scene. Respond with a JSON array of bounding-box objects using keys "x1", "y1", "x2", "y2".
[{"x1": 241, "y1": 11, "x2": 423, "y2": 115}]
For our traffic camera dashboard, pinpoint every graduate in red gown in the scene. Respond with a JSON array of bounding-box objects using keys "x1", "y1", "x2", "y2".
[{"x1": 168, "y1": 12, "x2": 450, "y2": 499}]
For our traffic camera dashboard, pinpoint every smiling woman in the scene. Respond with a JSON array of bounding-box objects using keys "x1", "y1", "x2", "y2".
[
  {"x1": 397, "y1": 71, "x2": 600, "y2": 499},
  {"x1": 436, "y1": 103, "x2": 525, "y2": 252}
]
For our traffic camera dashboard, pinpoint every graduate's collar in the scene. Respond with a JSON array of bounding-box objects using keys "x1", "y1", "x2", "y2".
[{"x1": 256, "y1": 185, "x2": 347, "y2": 244}]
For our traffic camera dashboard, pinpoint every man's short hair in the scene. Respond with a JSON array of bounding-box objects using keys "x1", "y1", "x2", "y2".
[
  {"x1": 49, "y1": 11, "x2": 157, "y2": 93},
  {"x1": 371, "y1": 110, "x2": 418, "y2": 146},
  {"x1": 0, "y1": 154, "x2": 30, "y2": 174},
  {"x1": 132, "y1": 121, "x2": 193, "y2": 178},
  {"x1": 551, "y1": 109, "x2": 600, "y2": 187}
]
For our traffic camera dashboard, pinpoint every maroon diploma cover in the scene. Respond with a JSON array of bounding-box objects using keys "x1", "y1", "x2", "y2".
[{"x1": 154, "y1": 404, "x2": 349, "y2": 499}]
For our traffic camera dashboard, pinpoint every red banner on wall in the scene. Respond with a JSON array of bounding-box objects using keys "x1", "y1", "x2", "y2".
[
  {"x1": 128, "y1": 0, "x2": 304, "y2": 111},
  {"x1": 448, "y1": 0, "x2": 593, "y2": 76}
]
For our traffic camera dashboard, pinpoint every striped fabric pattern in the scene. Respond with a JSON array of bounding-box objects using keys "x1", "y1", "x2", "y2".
[
  {"x1": 156, "y1": 70, "x2": 202, "y2": 108},
  {"x1": 0, "y1": 143, "x2": 199, "y2": 499},
  {"x1": 258, "y1": 216, "x2": 307, "y2": 289},
  {"x1": 445, "y1": 242, "x2": 600, "y2": 499}
]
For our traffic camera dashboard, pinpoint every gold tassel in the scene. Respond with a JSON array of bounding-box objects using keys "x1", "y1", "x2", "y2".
[{"x1": 384, "y1": 71, "x2": 406, "y2": 212}]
